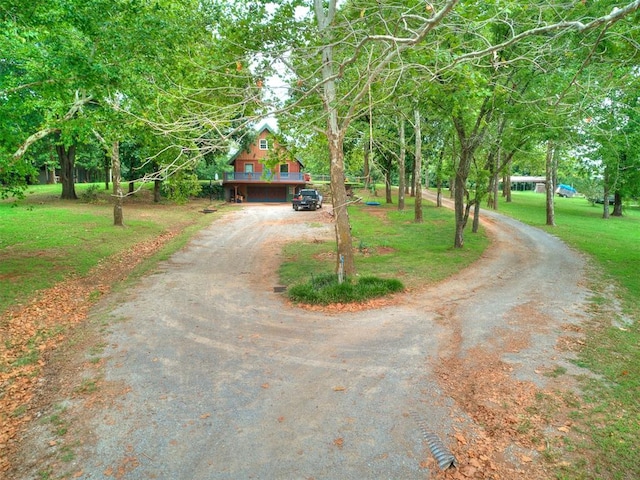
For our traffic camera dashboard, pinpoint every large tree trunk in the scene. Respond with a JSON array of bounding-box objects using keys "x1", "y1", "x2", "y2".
[
  {"x1": 328, "y1": 132, "x2": 355, "y2": 277},
  {"x1": 453, "y1": 151, "x2": 470, "y2": 248},
  {"x1": 453, "y1": 113, "x2": 481, "y2": 248},
  {"x1": 56, "y1": 140, "x2": 77, "y2": 200},
  {"x1": 545, "y1": 141, "x2": 556, "y2": 226},
  {"x1": 112, "y1": 141, "x2": 124, "y2": 226},
  {"x1": 385, "y1": 167, "x2": 393, "y2": 204},
  {"x1": 414, "y1": 109, "x2": 423, "y2": 222},
  {"x1": 504, "y1": 168, "x2": 512, "y2": 203},
  {"x1": 612, "y1": 191, "x2": 623, "y2": 217},
  {"x1": 398, "y1": 117, "x2": 406, "y2": 211},
  {"x1": 154, "y1": 180, "x2": 162, "y2": 203},
  {"x1": 472, "y1": 199, "x2": 481, "y2": 233}
]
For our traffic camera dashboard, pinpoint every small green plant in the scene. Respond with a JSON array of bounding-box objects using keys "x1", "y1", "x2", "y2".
[
  {"x1": 80, "y1": 184, "x2": 101, "y2": 203},
  {"x1": 37, "y1": 469, "x2": 52, "y2": 479},
  {"x1": 541, "y1": 446, "x2": 560, "y2": 463},
  {"x1": 74, "y1": 378, "x2": 98, "y2": 395},
  {"x1": 544, "y1": 365, "x2": 567, "y2": 378},
  {"x1": 11, "y1": 404, "x2": 27, "y2": 417},
  {"x1": 60, "y1": 445, "x2": 75, "y2": 462},
  {"x1": 516, "y1": 418, "x2": 533, "y2": 434},
  {"x1": 47, "y1": 410, "x2": 68, "y2": 437},
  {"x1": 13, "y1": 349, "x2": 39, "y2": 367},
  {"x1": 88, "y1": 289, "x2": 102, "y2": 302},
  {"x1": 88, "y1": 342, "x2": 107, "y2": 356}
]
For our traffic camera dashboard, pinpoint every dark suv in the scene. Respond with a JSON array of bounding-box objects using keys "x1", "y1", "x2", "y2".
[{"x1": 292, "y1": 189, "x2": 323, "y2": 211}]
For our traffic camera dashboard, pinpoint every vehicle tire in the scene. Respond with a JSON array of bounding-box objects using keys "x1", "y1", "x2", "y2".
[{"x1": 294, "y1": 204, "x2": 299, "y2": 211}]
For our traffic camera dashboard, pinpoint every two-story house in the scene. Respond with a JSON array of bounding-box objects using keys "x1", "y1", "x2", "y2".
[{"x1": 223, "y1": 125, "x2": 309, "y2": 203}]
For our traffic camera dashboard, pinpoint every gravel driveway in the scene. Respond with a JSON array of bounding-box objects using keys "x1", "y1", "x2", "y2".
[{"x1": 63, "y1": 203, "x2": 591, "y2": 479}]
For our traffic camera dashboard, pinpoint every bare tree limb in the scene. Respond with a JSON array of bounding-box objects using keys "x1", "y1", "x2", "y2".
[
  {"x1": 449, "y1": 1, "x2": 640, "y2": 68},
  {"x1": 1, "y1": 78, "x2": 76, "y2": 96},
  {"x1": 11, "y1": 92, "x2": 93, "y2": 161}
]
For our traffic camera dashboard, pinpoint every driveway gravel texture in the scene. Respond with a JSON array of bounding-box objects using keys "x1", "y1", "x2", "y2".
[{"x1": 16, "y1": 202, "x2": 595, "y2": 479}]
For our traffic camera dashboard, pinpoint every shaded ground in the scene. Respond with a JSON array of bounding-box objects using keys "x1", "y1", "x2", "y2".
[{"x1": 8, "y1": 202, "x2": 595, "y2": 479}]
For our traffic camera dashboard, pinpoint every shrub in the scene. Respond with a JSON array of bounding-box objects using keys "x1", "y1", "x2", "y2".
[
  {"x1": 288, "y1": 273, "x2": 404, "y2": 305},
  {"x1": 162, "y1": 172, "x2": 201, "y2": 204}
]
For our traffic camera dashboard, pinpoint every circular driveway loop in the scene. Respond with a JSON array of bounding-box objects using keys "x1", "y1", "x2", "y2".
[{"x1": 77, "y1": 204, "x2": 590, "y2": 479}]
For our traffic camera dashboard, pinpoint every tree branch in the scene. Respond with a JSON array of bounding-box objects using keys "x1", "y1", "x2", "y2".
[
  {"x1": 449, "y1": 1, "x2": 640, "y2": 68},
  {"x1": 11, "y1": 92, "x2": 94, "y2": 161}
]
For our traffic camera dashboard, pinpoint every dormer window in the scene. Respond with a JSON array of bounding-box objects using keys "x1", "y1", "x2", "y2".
[{"x1": 259, "y1": 139, "x2": 268, "y2": 150}]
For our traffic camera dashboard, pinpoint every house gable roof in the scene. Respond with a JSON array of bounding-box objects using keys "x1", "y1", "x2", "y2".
[{"x1": 227, "y1": 123, "x2": 303, "y2": 167}]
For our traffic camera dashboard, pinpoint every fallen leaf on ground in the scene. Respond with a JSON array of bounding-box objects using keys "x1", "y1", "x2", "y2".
[{"x1": 454, "y1": 433, "x2": 467, "y2": 445}]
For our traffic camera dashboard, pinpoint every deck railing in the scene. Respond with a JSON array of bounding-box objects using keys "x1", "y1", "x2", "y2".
[{"x1": 223, "y1": 172, "x2": 307, "y2": 182}]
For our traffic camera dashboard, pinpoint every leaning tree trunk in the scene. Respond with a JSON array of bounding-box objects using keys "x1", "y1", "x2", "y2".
[
  {"x1": 112, "y1": 141, "x2": 124, "y2": 226},
  {"x1": 545, "y1": 141, "x2": 555, "y2": 226},
  {"x1": 56, "y1": 141, "x2": 77, "y2": 200},
  {"x1": 413, "y1": 109, "x2": 423, "y2": 223}
]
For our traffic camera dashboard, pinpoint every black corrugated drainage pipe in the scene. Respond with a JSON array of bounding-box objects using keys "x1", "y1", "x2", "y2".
[{"x1": 411, "y1": 411, "x2": 458, "y2": 470}]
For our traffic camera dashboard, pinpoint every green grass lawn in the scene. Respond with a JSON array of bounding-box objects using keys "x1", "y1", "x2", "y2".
[
  {"x1": 279, "y1": 193, "x2": 489, "y2": 291},
  {"x1": 0, "y1": 183, "x2": 217, "y2": 313},
  {"x1": 491, "y1": 191, "x2": 640, "y2": 479}
]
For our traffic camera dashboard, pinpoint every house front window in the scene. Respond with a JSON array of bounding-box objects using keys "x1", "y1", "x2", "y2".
[
  {"x1": 244, "y1": 163, "x2": 254, "y2": 173},
  {"x1": 279, "y1": 164, "x2": 289, "y2": 178},
  {"x1": 259, "y1": 139, "x2": 268, "y2": 150}
]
